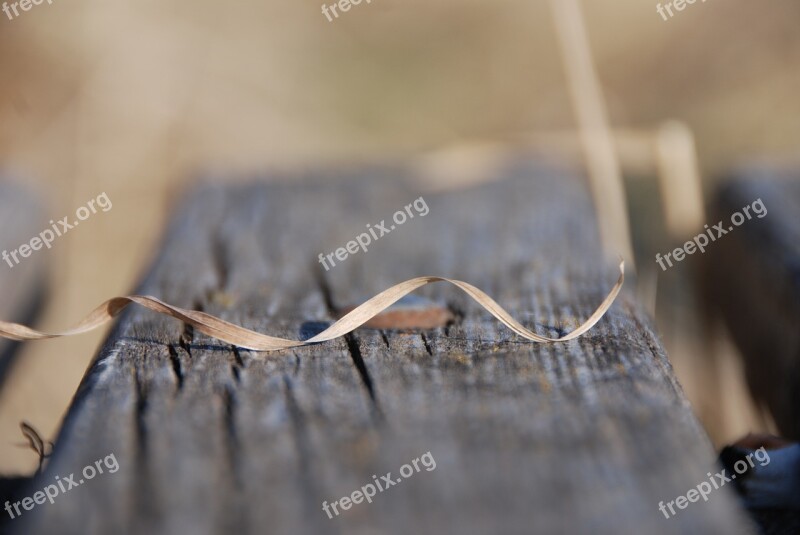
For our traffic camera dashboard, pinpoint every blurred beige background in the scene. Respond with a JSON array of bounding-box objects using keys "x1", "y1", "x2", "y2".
[{"x1": 1, "y1": 0, "x2": 799, "y2": 472}]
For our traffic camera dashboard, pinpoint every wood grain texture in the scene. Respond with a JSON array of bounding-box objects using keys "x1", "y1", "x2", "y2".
[
  {"x1": 17, "y1": 158, "x2": 752, "y2": 534},
  {"x1": 706, "y1": 169, "x2": 800, "y2": 440},
  {"x1": 0, "y1": 181, "x2": 46, "y2": 389}
]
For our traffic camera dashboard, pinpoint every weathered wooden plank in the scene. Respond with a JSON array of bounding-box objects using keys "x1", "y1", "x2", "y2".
[
  {"x1": 706, "y1": 169, "x2": 800, "y2": 440},
  {"x1": 17, "y1": 158, "x2": 752, "y2": 534},
  {"x1": 0, "y1": 181, "x2": 46, "y2": 388}
]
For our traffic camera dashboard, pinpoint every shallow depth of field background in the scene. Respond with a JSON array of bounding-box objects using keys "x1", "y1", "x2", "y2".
[{"x1": 0, "y1": 0, "x2": 799, "y2": 472}]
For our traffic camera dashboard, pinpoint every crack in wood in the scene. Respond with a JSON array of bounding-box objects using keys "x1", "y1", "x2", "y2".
[
  {"x1": 230, "y1": 363, "x2": 241, "y2": 384},
  {"x1": 131, "y1": 365, "x2": 157, "y2": 534},
  {"x1": 132, "y1": 365, "x2": 150, "y2": 487},
  {"x1": 420, "y1": 332, "x2": 434, "y2": 357},
  {"x1": 292, "y1": 353, "x2": 301, "y2": 377},
  {"x1": 230, "y1": 346, "x2": 245, "y2": 384},
  {"x1": 167, "y1": 345, "x2": 185, "y2": 391},
  {"x1": 446, "y1": 302, "x2": 465, "y2": 327},
  {"x1": 232, "y1": 346, "x2": 245, "y2": 369},
  {"x1": 279, "y1": 374, "x2": 336, "y2": 531},
  {"x1": 313, "y1": 265, "x2": 382, "y2": 414},
  {"x1": 220, "y1": 385, "x2": 241, "y2": 488},
  {"x1": 178, "y1": 298, "x2": 203, "y2": 355},
  {"x1": 343, "y1": 333, "x2": 381, "y2": 414},
  {"x1": 281, "y1": 374, "x2": 320, "y2": 505}
]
